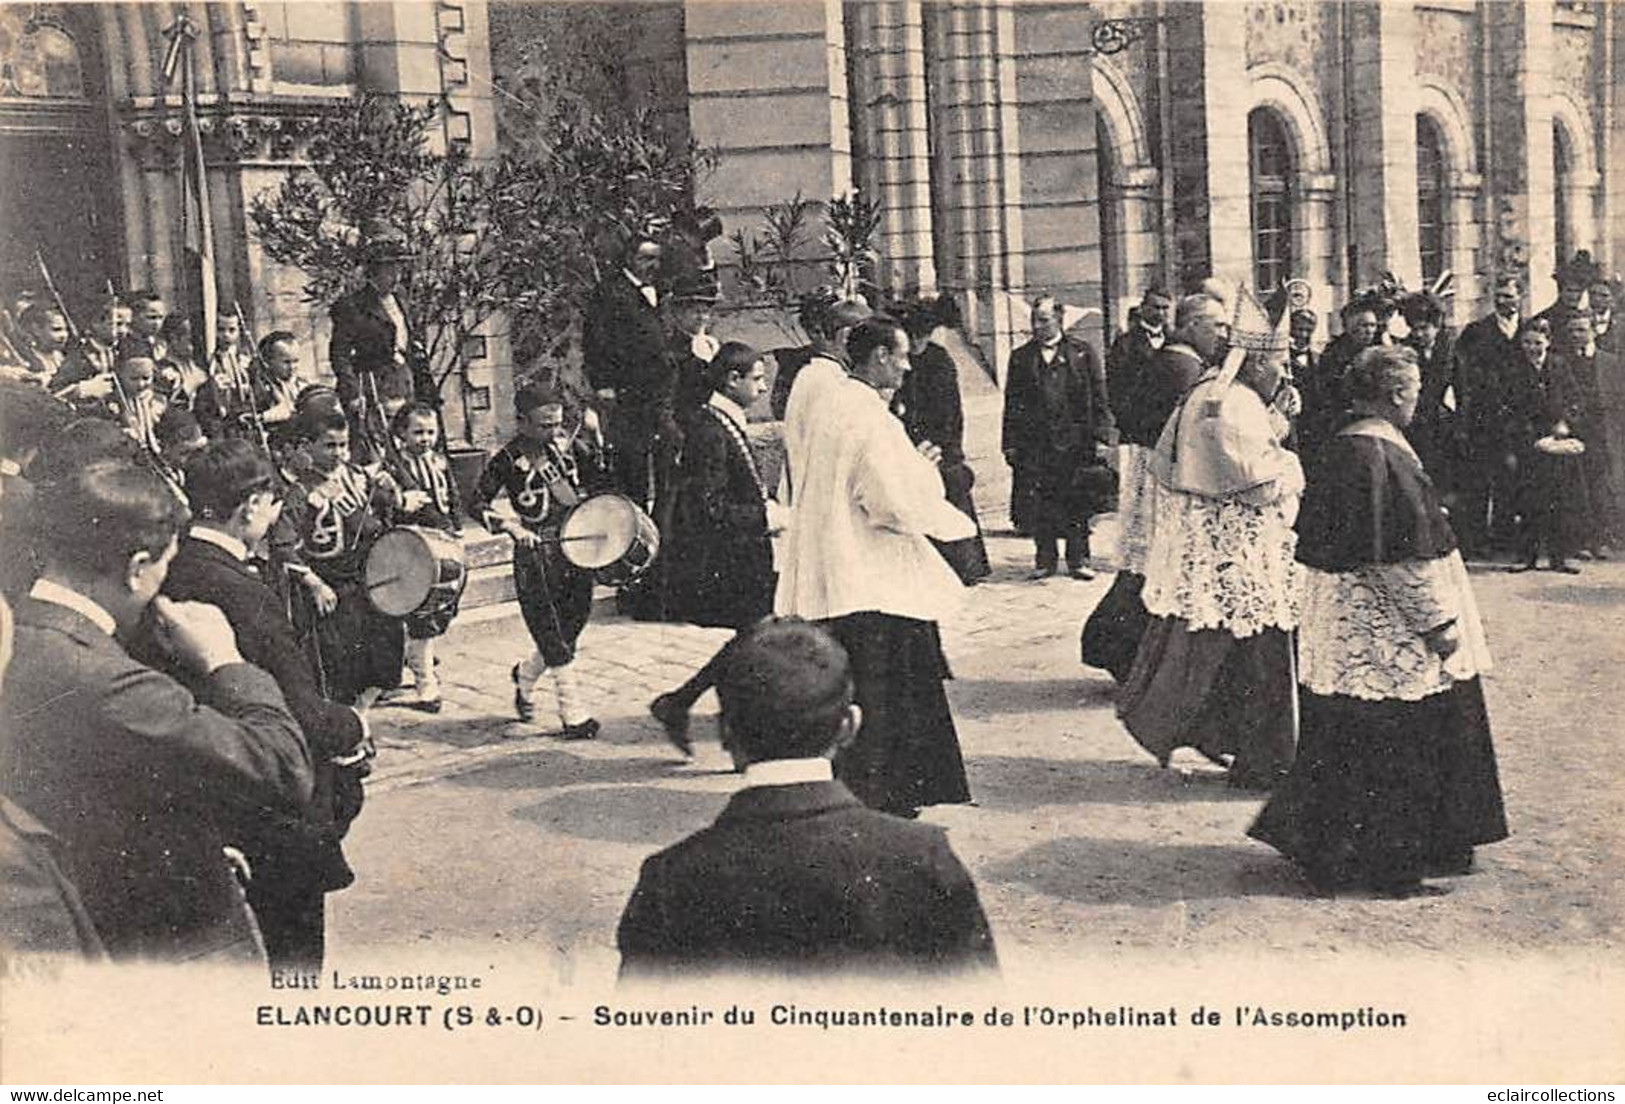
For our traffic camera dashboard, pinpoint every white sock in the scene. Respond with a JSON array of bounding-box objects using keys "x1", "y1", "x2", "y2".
[
  {"x1": 551, "y1": 664, "x2": 591, "y2": 726},
  {"x1": 406, "y1": 637, "x2": 439, "y2": 699},
  {"x1": 516, "y1": 650, "x2": 548, "y2": 694}
]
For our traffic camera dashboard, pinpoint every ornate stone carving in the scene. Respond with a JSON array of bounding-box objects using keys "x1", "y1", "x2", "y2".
[
  {"x1": 121, "y1": 104, "x2": 334, "y2": 169},
  {"x1": 0, "y1": 5, "x2": 87, "y2": 100}
]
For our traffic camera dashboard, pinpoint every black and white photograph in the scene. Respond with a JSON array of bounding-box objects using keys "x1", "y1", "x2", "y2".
[{"x1": 0, "y1": 0, "x2": 1620, "y2": 1087}]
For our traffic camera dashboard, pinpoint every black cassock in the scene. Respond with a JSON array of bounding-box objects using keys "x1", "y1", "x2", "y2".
[
  {"x1": 1249, "y1": 430, "x2": 1508, "y2": 890},
  {"x1": 666, "y1": 405, "x2": 775, "y2": 630},
  {"x1": 894, "y1": 343, "x2": 990, "y2": 584}
]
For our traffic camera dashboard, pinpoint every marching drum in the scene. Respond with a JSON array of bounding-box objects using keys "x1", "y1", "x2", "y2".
[
  {"x1": 557, "y1": 493, "x2": 660, "y2": 587},
  {"x1": 365, "y1": 525, "x2": 468, "y2": 619}
]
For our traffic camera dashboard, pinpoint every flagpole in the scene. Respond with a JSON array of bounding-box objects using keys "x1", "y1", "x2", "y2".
[{"x1": 163, "y1": 13, "x2": 218, "y2": 361}]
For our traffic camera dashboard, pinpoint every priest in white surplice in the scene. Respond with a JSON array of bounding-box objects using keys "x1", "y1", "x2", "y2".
[{"x1": 775, "y1": 317, "x2": 976, "y2": 817}]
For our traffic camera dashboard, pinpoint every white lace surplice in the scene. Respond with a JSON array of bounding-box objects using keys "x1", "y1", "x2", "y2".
[
  {"x1": 1298, "y1": 551, "x2": 1492, "y2": 702},
  {"x1": 1113, "y1": 443, "x2": 1160, "y2": 574},
  {"x1": 1139, "y1": 488, "x2": 1303, "y2": 638}
]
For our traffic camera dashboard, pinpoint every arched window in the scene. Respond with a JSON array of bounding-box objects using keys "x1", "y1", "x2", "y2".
[
  {"x1": 1248, "y1": 108, "x2": 1294, "y2": 292},
  {"x1": 1416, "y1": 116, "x2": 1447, "y2": 285},
  {"x1": 1553, "y1": 121, "x2": 1573, "y2": 265}
]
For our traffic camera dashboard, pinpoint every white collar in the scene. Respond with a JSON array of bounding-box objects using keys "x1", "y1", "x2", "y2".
[
  {"x1": 1496, "y1": 312, "x2": 1520, "y2": 335},
  {"x1": 707, "y1": 390, "x2": 748, "y2": 430},
  {"x1": 741, "y1": 757, "x2": 834, "y2": 788},
  {"x1": 622, "y1": 268, "x2": 647, "y2": 289},
  {"x1": 1039, "y1": 335, "x2": 1063, "y2": 350},
  {"x1": 29, "y1": 577, "x2": 116, "y2": 637},
  {"x1": 1340, "y1": 416, "x2": 1421, "y2": 463},
  {"x1": 1140, "y1": 323, "x2": 1165, "y2": 338},
  {"x1": 191, "y1": 524, "x2": 249, "y2": 563}
]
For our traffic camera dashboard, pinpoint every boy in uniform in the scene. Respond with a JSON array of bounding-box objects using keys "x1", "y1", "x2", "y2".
[
  {"x1": 473, "y1": 384, "x2": 606, "y2": 738},
  {"x1": 291, "y1": 411, "x2": 405, "y2": 711},
  {"x1": 385, "y1": 402, "x2": 463, "y2": 711}
]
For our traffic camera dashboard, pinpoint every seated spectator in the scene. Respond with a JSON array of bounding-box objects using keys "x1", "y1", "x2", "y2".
[{"x1": 617, "y1": 617, "x2": 998, "y2": 980}]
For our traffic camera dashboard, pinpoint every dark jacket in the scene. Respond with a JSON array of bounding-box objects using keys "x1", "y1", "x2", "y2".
[
  {"x1": 1114, "y1": 343, "x2": 1206, "y2": 448},
  {"x1": 896, "y1": 343, "x2": 968, "y2": 468},
  {"x1": 1001, "y1": 337, "x2": 1115, "y2": 461},
  {"x1": 616, "y1": 779, "x2": 997, "y2": 978},
  {"x1": 667, "y1": 405, "x2": 774, "y2": 630},
  {"x1": 1454, "y1": 313, "x2": 1525, "y2": 458},
  {"x1": 581, "y1": 273, "x2": 669, "y2": 412},
  {"x1": 0, "y1": 796, "x2": 107, "y2": 958},
  {"x1": 329, "y1": 288, "x2": 436, "y2": 409},
  {"x1": 1, "y1": 597, "x2": 311, "y2": 961},
  {"x1": 154, "y1": 535, "x2": 367, "y2": 891},
  {"x1": 1104, "y1": 325, "x2": 1166, "y2": 425}
]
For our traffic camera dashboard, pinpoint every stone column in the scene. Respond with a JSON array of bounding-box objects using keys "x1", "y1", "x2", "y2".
[
  {"x1": 848, "y1": 0, "x2": 937, "y2": 296},
  {"x1": 1166, "y1": 2, "x2": 1247, "y2": 290},
  {"x1": 684, "y1": 0, "x2": 853, "y2": 284},
  {"x1": 1485, "y1": 0, "x2": 1557, "y2": 310},
  {"x1": 1609, "y1": 0, "x2": 1625, "y2": 279},
  {"x1": 1344, "y1": 0, "x2": 1422, "y2": 289}
]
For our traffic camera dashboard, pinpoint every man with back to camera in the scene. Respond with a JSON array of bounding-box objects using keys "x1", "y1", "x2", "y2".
[{"x1": 616, "y1": 616, "x2": 997, "y2": 979}]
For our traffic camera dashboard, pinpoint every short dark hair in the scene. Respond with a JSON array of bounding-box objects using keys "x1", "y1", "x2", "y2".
[
  {"x1": 391, "y1": 401, "x2": 439, "y2": 435},
  {"x1": 0, "y1": 382, "x2": 71, "y2": 461},
  {"x1": 16, "y1": 302, "x2": 64, "y2": 334},
  {"x1": 717, "y1": 617, "x2": 855, "y2": 763},
  {"x1": 705, "y1": 341, "x2": 761, "y2": 394},
  {"x1": 1518, "y1": 317, "x2": 1552, "y2": 339},
  {"x1": 124, "y1": 289, "x2": 164, "y2": 309},
  {"x1": 306, "y1": 410, "x2": 349, "y2": 438},
  {"x1": 32, "y1": 460, "x2": 189, "y2": 576},
  {"x1": 158, "y1": 313, "x2": 193, "y2": 345},
  {"x1": 515, "y1": 382, "x2": 564, "y2": 417},
  {"x1": 259, "y1": 330, "x2": 297, "y2": 360},
  {"x1": 184, "y1": 439, "x2": 274, "y2": 521},
  {"x1": 30, "y1": 418, "x2": 145, "y2": 483},
  {"x1": 845, "y1": 316, "x2": 905, "y2": 368},
  {"x1": 154, "y1": 406, "x2": 203, "y2": 449},
  {"x1": 1141, "y1": 284, "x2": 1173, "y2": 303},
  {"x1": 1400, "y1": 295, "x2": 1444, "y2": 328}
]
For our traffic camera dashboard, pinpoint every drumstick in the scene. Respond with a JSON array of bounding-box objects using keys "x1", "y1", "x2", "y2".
[{"x1": 367, "y1": 574, "x2": 409, "y2": 591}]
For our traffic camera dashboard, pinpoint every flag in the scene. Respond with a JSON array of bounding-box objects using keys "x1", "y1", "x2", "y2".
[{"x1": 170, "y1": 18, "x2": 217, "y2": 358}]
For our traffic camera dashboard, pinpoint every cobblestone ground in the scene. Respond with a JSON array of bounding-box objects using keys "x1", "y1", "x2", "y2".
[{"x1": 332, "y1": 390, "x2": 1624, "y2": 981}]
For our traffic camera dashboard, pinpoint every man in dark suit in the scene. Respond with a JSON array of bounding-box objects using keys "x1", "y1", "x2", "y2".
[
  {"x1": 1002, "y1": 296, "x2": 1116, "y2": 580},
  {"x1": 1400, "y1": 292, "x2": 1463, "y2": 497},
  {"x1": 1, "y1": 461, "x2": 312, "y2": 962},
  {"x1": 618, "y1": 617, "x2": 997, "y2": 979},
  {"x1": 1105, "y1": 285, "x2": 1172, "y2": 424},
  {"x1": 329, "y1": 235, "x2": 437, "y2": 457},
  {"x1": 1454, "y1": 274, "x2": 1527, "y2": 554},
  {"x1": 154, "y1": 440, "x2": 371, "y2": 969},
  {"x1": 581, "y1": 234, "x2": 672, "y2": 510}
]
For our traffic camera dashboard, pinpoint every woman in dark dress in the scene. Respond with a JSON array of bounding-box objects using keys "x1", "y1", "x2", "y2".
[
  {"x1": 893, "y1": 305, "x2": 991, "y2": 584},
  {"x1": 1250, "y1": 344, "x2": 1508, "y2": 897}
]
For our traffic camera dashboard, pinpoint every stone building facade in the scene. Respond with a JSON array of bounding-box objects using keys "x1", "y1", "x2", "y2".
[{"x1": 2, "y1": 0, "x2": 1620, "y2": 429}]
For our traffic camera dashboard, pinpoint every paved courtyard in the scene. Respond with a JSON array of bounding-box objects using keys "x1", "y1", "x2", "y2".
[{"x1": 333, "y1": 523, "x2": 1625, "y2": 982}]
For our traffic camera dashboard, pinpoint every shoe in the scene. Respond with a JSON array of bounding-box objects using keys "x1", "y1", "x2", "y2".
[
  {"x1": 511, "y1": 664, "x2": 535, "y2": 723},
  {"x1": 1029, "y1": 565, "x2": 1058, "y2": 580},
  {"x1": 406, "y1": 696, "x2": 443, "y2": 714},
  {"x1": 1508, "y1": 560, "x2": 1539, "y2": 574},
  {"x1": 1068, "y1": 565, "x2": 1097, "y2": 581},
  {"x1": 649, "y1": 693, "x2": 693, "y2": 757},
  {"x1": 556, "y1": 718, "x2": 600, "y2": 741},
  {"x1": 1549, "y1": 561, "x2": 1581, "y2": 575},
  {"x1": 1425, "y1": 851, "x2": 1475, "y2": 878},
  {"x1": 1371, "y1": 881, "x2": 1452, "y2": 900}
]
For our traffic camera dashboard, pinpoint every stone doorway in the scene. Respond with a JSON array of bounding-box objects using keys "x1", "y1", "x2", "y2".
[{"x1": 0, "y1": 4, "x2": 120, "y2": 317}]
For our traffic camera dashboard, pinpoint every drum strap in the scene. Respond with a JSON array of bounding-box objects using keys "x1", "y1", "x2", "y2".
[{"x1": 702, "y1": 406, "x2": 767, "y2": 502}]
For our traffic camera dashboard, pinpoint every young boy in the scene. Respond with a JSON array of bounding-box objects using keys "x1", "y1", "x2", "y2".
[
  {"x1": 292, "y1": 411, "x2": 405, "y2": 710},
  {"x1": 197, "y1": 311, "x2": 258, "y2": 442},
  {"x1": 153, "y1": 406, "x2": 208, "y2": 505},
  {"x1": 88, "y1": 355, "x2": 166, "y2": 454},
  {"x1": 50, "y1": 296, "x2": 128, "y2": 401},
  {"x1": 385, "y1": 402, "x2": 464, "y2": 711},
  {"x1": 472, "y1": 384, "x2": 607, "y2": 738}
]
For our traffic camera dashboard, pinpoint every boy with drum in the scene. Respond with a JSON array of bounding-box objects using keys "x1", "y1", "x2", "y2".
[
  {"x1": 291, "y1": 410, "x2": 407, "y2": 711},
  {"x1": 385, "y1": 402, "x2": 464, "y2": 712},
  {"x1": 473, "y1": 383, "x2": 608, "y2": 739}
]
